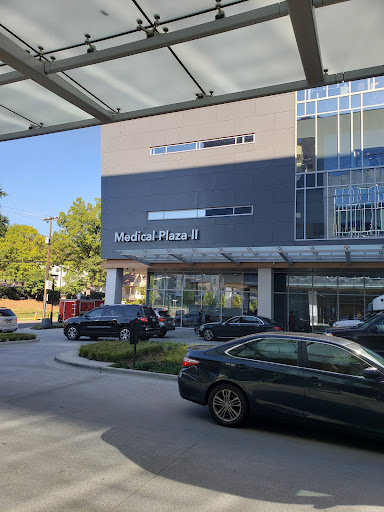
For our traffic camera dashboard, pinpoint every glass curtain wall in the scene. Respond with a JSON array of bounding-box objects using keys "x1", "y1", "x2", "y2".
[
  {"x1": 274, "y1": 270, "x2": 384, "y2": 333},
  {"x1": 296, "y1": 76, "x2": 384, "y2": 240},
  {"x1": 147, "y1": 272, "x2": 258, "y2": 327}
]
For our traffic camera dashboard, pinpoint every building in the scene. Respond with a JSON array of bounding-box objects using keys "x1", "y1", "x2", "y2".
[{"x1": 101, "y1": 77, "x2": 384, "y2": 330}]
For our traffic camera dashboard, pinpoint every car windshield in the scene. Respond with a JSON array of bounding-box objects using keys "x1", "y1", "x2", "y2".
[
  {"x1": 257, "y1": 316, "x2": 277, "y2": 325},
  {"x1": 356, "y1": 346, "x2": 384, "y2": 368},
  {"x1": 356, "y1": 313, "x2": 383, "y2": 329},
  {"x1": 143, "y1": 307, "x2": 156, "y2": 316},
  {"x1": 0, "y1": 308, "x2": 15, "y2": 317},
  {"x1": 157, "y1": 310, "x2": 171, "y2": 317}
]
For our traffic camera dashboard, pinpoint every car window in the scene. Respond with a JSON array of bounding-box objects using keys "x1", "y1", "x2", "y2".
[
  {"x1": 305, "y1": 342, "x2": 369, "y2": 376},
  {"x1": 0, "y1": 308, "x2": 15, "y2": 317},
  {"x1": 85, "y1": 308, "x2": 104, "y2": 319},
  {"x1": 143, "y1": 307, "x2": 155, "y2": 317},
  {"x1": 243, "y1": 316, "x2": 263, "y2": 324},
  {"x1": 103, "y1": 306, "x2": 122, "y2": 317},
  {"x1": 157, "y1": 310, "x2": 171, "y2": 317},
  {"x1": 258, "y1": 316, "x2": 277, "y2": 325},
  {"x1": 254, "y1": 338, "x2": 299, "y2": 366},
  {"x1": 228, "y1": 317, "x2": 241, "y2": 324},
  {"x1": 228, "y1": 341, "x2": 257, "y2": 359},
  {"x1": 374, "y1": 317, "x2": 384, "y2": 331}
]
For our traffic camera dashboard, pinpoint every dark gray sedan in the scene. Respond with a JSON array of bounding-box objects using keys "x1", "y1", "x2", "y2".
[
  {"x1": 179, "y1": 332, "x2": 384, "y2": 433},
  {"x1": 196, "y1": 315, "x2": 283, "y2": 341}
]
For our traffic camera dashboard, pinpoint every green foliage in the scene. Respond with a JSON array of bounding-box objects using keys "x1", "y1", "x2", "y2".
[
  {"x1": 79, "y1": 340, "x2": 187, "y2": 374},
  {"x1": 232, "y1": 294, "x2": 242, "y2": 309},
  {"x1": 203, "y1": 291, "x2": 214, "y2": 306},
  {"x1": 0, "y1": 332, "x2": 36, "y2": 342},
  {"x1": 51, "y1": 198, "x2": 106, "y2": 295},
  {"x1": 0, "y1": 224, "x2": 46, "y2": 297},
  {"x1": 0, "y1": 187, "x2": 9, "y2": 238},
  {"x1": 0, "y1": 286, "x2": 23, "y2": 299}
]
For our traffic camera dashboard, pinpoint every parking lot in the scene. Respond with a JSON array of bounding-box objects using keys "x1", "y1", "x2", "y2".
[{"x1": 1, "y1": 327, "x2": 384, "y2": 512}]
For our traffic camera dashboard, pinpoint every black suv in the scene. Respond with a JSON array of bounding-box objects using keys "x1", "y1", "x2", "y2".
[
  {"x1": 64, "y1": 304, "x2": 160, "y2": 341},
  {"x1": 325, "y1": 312, "x2": 384, "y2": 353}
]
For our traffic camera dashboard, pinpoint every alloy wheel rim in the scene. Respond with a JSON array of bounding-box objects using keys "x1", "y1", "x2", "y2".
[
  {"x1": 120, "y1": 329, "x2": 130, "y2": 341},
  {"x1": 67, "y1": 327, "x2": 78, "y2": 339},
  {"x1": 204, "y1": 330, "x2": 213, "y2": 340},
  {"x1": 212, "y1": 389, "x2": 242, "y2": 422}
]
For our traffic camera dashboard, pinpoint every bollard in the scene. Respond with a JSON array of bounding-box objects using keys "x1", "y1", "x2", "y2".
[{"x1": 34, "y1": 312, "x2": 38, "y2": 320}]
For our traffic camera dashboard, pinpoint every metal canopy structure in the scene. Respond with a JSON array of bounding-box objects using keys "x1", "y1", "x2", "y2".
[
  {"x1": 117, "y1": 244, "x2": 384, "y2": 266},
  {"x1": 0, "y1": 0, "x2": 383, "y2": 142}
]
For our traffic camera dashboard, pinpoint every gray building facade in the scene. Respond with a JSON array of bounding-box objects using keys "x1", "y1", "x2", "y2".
[{"x1": 101, "y1": 84, "x2": 384, "y2": 330}]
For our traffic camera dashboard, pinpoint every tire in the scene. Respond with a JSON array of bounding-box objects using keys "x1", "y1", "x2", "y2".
[
  {"x1": 158, "y1": 327, "x2": 167, "y2": 338},
  {"x1": 208, "y1": 383, "x2": 248, "y2": 428},
  {"x1": 119, "y1": 327, "x2": 131, "y2": 342},
  {"x1": 203, "y1": 328, "x2": 215, "y2": 341},
  {"x1": 65, "y1": 325, "x2": 80, "y2": 341}
]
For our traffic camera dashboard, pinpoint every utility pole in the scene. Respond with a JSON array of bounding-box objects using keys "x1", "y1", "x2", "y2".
[{"x1": 42, "y1": 216, "x2": 58, "y2": 321}]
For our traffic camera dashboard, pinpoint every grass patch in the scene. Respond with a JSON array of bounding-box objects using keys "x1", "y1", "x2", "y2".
[
  {"x1": 0, "y1": 332, "x2": 36, "y2": 342},
  {"x1": 31, "y1": 323, "x2": 64, "y2": 330},
  {"x1": 79, "y1": 340, "x2": 187, "y2": 375}
]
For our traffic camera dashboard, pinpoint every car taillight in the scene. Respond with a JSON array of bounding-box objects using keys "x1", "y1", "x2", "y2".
[
  {"x1": 182, "y1": 357, "x2": 200, "y2": 368},
  {"x1": 158, "y1": 317, "x2": 164, "y2": 322},
  {"x1": 273, "y1": 326, "x2": 283, "y2": 330},
  {"x1": 139, "y1": 317, "x2": 148, "y2": 322}
]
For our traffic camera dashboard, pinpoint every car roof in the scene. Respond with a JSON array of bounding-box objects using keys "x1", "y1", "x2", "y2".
[{"x1": 209, "y1": 331, "x2": 364, "y2": 353}]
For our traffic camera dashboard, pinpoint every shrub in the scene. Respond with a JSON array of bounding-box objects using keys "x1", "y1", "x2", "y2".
[
  {"x1": 0, "y1": 332, "x2": 36, "y2": 342},
  {"x1": 79, "y1": 340, "x2": 187, "y2": 374}
]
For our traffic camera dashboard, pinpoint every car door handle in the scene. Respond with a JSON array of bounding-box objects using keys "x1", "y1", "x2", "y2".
[{"x1": 307, "y1": 376, "x2": 321, "y2": 387}]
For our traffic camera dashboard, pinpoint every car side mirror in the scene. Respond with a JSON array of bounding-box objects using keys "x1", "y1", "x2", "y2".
[
  {"x1": 84, "y1": 314, "x2": 89, "y2": 319},
  {"x1": 363, "y1": 367, "x2": 382, "y2": 380}
]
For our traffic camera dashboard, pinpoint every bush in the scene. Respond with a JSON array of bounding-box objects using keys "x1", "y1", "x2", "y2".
[
  {"x1": 0, "y1": 332, "x2": 36, "y2": 342},
  {"x1": 79, "y1": 340, "x2": 187, "y2": 374},
  {"x1": 0, "y1": 286, "x2": 23, "y2": 300}
]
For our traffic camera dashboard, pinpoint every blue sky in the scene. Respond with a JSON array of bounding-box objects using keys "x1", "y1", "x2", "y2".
[{"x1": 0, "y1": 126, "x2": 101, "y2": 235}]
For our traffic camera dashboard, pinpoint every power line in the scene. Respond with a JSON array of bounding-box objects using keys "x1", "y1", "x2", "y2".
[{"x1": 0, "y1": 206, "x2": 51, "y2": 220}]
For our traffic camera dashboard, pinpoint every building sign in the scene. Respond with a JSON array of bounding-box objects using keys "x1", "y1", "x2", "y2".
[{"x1": 115, "y1": 229, "x2": 199, "y2": 242}]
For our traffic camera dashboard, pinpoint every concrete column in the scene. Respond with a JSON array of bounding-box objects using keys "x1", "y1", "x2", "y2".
[
  {"x1": 105, "y1": 268, "x2": 123, "y2": 305},
  {"x1": 258, "y1": 268, "x2": 273, "y2": 319}
]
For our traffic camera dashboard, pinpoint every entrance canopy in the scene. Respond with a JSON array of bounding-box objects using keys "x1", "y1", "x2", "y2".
[
  {"x1": 0, "y1": 0, "x2": 383, "y2": 141},
  {"x1": 117, "y1": 244, "x2": 384, "y2": 266}
]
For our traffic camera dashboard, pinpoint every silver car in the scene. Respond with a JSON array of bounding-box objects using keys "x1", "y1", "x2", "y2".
[
  {"x1": 153, "y1": 309, "x2": 176, "y2": 337},
  {"x1": 0, "y1": 307, "x2": 18, "y2": 332}
]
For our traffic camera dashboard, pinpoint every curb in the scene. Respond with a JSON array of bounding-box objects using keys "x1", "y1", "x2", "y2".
[
  {"x1": 55, "y1": 350, "x2": 178, "y2": 380},
  {"x1": 0, "y1": 338, "x2": 40, "y2": 345}
]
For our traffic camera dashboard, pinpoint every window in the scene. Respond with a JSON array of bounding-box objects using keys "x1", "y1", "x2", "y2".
[
  {"x1": 85, "y1": 309, "x2": 104, "y2": 318},
  {"x1": 229, "y1": 340, "x2": 257, "y2": 359},
  {"x1": 147, "y1": 205, "x2": 253, "y2": 221},
  {"x1": 228, "y1": 317, "x2": 241, "y2": 324},
  {"x1": 253, "y1": 338, "x2": 299, "y2": 366},
  {"x1": 0, "y1": 308, "x2": 15, "y2": 317},
  {"x1": 305, "y1": 342, "x2": 368, "y2": 376},
  {"x1": 150, "y1": 134, "x2": 254, "y2": 155},
  {"x1": 243, "y1": 316, "x2": 262, "y2": 324}
]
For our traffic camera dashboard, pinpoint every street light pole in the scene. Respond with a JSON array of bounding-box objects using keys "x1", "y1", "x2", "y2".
[{"x1": 42, "y1": 216, "x2": 58, "y2": 321}]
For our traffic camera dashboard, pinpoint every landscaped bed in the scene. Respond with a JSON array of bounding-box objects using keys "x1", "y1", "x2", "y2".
[
  {"x1": 0, "y1": 333, "x2": 36, "y2": 342},
  {"x1": 79, "y1": 340, "x2": 187, "y2": 375}
]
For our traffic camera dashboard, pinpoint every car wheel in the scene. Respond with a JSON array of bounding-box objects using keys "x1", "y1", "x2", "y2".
[
  {"x1": 119, "y1": 327, "x2": 131, "y2": 342},
  {"x1": 203, "y1": 328, "x2": 215, "y2": 341},
  {"x1": 65, "y1": 325, "x2": 80, "y2": 341},
  {"x1": 158, "y1": 327, "x2": 167, "y2": 338},
  {"x1": 208, "y1": 383, "x2": 248, "y2": 428}
]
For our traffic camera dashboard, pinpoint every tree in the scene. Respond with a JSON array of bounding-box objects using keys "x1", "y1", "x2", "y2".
[
  {"x1": 0, "y1": 224, "x2": 46, "y2": 296},
  {"x1": 51, "y1": 198, "x2": 105, "y2": 296},
  {"x1": 0, "y1": 188, "x2": 9, "y2": 238}
]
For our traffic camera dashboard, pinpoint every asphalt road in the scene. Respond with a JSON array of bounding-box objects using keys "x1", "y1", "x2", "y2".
[{"x1": 1, "y1": 328, "x2": 384, "y2": 512}]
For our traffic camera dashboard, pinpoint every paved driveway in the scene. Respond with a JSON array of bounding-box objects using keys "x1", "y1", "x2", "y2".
[{"x1": 0, "y1": 328, "x2": 383, "y2": 512}]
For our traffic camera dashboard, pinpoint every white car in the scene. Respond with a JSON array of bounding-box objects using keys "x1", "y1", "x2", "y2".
[
  {"x1": 331, "y1": 318, "x2": 363, "y2": 328},
  {"x1": 0, "y1": 307, "x2": 18, "y2": 332}
]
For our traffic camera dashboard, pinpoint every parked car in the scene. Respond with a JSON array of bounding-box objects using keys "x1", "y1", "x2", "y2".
[
  {"x1": 325, "y1": 312, "x2": 384, "y2": 353},
  {"x1": 174, "y1": 312, "x2": 198, "y2": 327},
  {"x1": 63, "y1": 304, "x2": 160, "y2": 341},
  {"x1": 0, "y1": 307, "x2": 18, "y2": 332},
  {"x1": 153, "y1": 308, "x2": 175, "y2": 337},
  {"x1": 178, "y1": 332, "x2": 384, "y2": 433},
  {"x1": 196, "y1": 315, "x2": 283, "y2": 341},
  {"x1": 331, "y1": 316, "x2": 364, "y2": 328}
]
